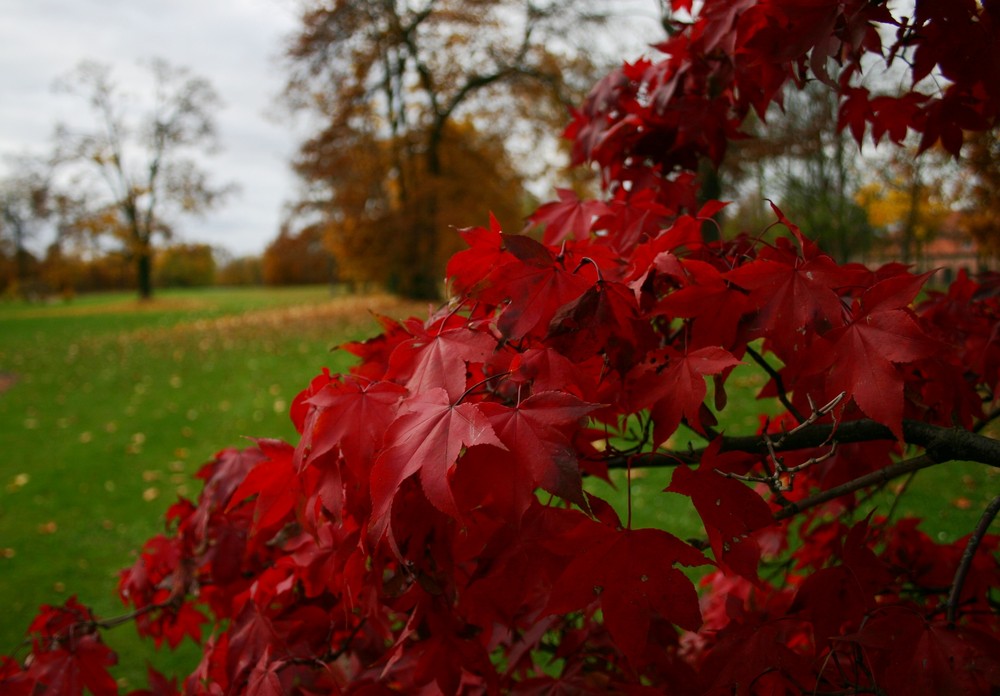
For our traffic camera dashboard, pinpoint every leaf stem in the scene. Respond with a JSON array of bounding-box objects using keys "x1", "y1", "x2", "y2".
[{"x1": 454, "y1": 370, "x2": 511, "y2": 405}]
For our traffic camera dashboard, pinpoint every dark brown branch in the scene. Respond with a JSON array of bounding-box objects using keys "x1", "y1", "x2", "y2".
[
  {"x1": 946, "y1": 495, "x2": 1000, "y2": 627},
  {"x1": 607, "y1": 418, "x2": 1000, "y2": 471}
]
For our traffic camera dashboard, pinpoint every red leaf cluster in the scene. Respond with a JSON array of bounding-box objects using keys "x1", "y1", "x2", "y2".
[{"x1": 4, "y1": 2, "x2": 1000, "y2": 694}]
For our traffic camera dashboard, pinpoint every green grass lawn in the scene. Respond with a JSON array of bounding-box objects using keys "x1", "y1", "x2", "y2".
[{"x1": 0, "y1": 286, "x2": 995, "y2": 689}]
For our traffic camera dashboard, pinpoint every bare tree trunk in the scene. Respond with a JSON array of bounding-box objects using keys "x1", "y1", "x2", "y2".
[{"x1": 137, "y1": 243, "x2": 153, "y2": 300}]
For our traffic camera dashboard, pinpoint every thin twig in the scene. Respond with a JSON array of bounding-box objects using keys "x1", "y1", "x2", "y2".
[
  {"x1": 745, "y1": 344, "x2": 804, "y2": 422},
  {"x1": 774, "y1": 455, "x2": 937, "y2": 521},
  {"x1": 946, "y1": 495, "x2": 1000, "y2": 627}
]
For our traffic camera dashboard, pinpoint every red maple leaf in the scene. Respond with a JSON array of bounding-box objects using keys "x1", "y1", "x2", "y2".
[
  {"x1": 842, "y1": 606, "x2": 1000, "y2": 695},
  {"x1": 479, "y1": 391, "x2": 599, "y2": 513},
  {"x1": 626, "y1": 345, "x2": 742, "y2": 446},
  {"x1": 809, "y1": 273, "x2": 939, "y2": 439},
  {"x1": 654, "y1": 258, "x2": 753, "y2": 350},
  {"x1": 528, "y1": 188, "x2": 612, "y2": 245},
  {"x1": 445, "y1": 214, "x2": 511, "y2": 294},
  {"x1": 368, "y1": 388, "x2": 505, "y2": 545},
  {"x1": 227, "y1": 439, "x2": 301, "y2": 536},
  {"x1": 385, "y1": 320, "x2": 497, "y2": 402},
  {"x1": 547, "y1": 278, "x2": 655, "y2": 368},
  {"x1": 545, "y1": 522, "x2": 708, "y2": 664},
  {"x1": 245, "y1": 647, "x2": 285, "y2": 696},
  {"x1": 26, "y1": 634, "x2": 118, "y2": 696},
  {"x1": 666, "y1": 439, "x2": 773, "y2": 580},
  {"x1": 296, "y1": 377, "x2": 407, "y2": 476},
  {"x1": 725, "y1": 233, "x2": 851, "y2": 352},
  {"x1": 790, "y1": 516, "x2": 893, "y2": 648},
  {"x1": 479, "y1": 234, "x2": 594, "y2": 340}
]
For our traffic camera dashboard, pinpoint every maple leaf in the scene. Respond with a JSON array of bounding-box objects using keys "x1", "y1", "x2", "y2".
[
  {"x1": 596, "y1": 187, "x2": 673, "y2": 254},
  {"x1": 654, "y1": 258, "x2": 753, "y2": 350},
  {"x1": 547, "y1": 278, "x2": 655, "y2": 368},
  {"x1": 27, "y1": 634, "x2": 118, "y2": 696},
  {"x1": 790, "y1": 516, "x2": 893, "y2": 649},
  {"x1": 546, "y1": 522, "x2": 707, "y2": 664},
  {"x1": 445, "y1": 214, "x2": 510, "y2": 294},
  {"x1": 626, "y1": 345, "x2": 742, "y2": 446},
  {"x1": 297, "y1": 377, "x2": 407, "y2": 475},
  {"x1": 368, "y1": 388, "x2": 505, "y2": 546},
  {"x1": 0, "y1": 657, "x2": 29, "y2": 696},
  {"x1": 725, "y1": 234, "x2": 850, "y2": 352},
  {"x1": 510, "y1": 347, "x2": 601, "y2": 401},
  {"x1": 842, "y1": 606, "x2": 1000, "y2": 695},
  {"x1": 809, "y1": 273, "x2": 940, "y2": 439},
  {"x1": 699, "y1": 613, "x2": 816, "y2": 696},
  {"x1": 127, "y1": 666, "x2": 180, "y2": 696},
  {"x1": 385, "y1": 319, "x2": 497, "y2": 402},
  {"x1": 245, "y1": 647, "x2": 285, "y2": 696},
  {"x1": 528, "y1": 188, "x2": 612, "y2": 245},
  {"x1": 666, "y1": 440, "x2": 773, "y2": 580},
  {"x1": 226, "y1": 603, "x2": 284, "y2": 686},
  {"x1": 337, "y1": 313, "x2": 415, "y2": 381},
  {"x1": 479, "y1": 234, "x2": 594, "y2": 340},
  {"x1": 227, "y1": 439, "x2": 301, "y2": 536},
  {"x1": 479, "y1": 391, "x2": 600, "y2": 513}
]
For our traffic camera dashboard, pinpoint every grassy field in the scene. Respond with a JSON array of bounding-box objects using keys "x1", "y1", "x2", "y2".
[{"x1": 0, "y1": 286, "x2": 995, "y2": 688}]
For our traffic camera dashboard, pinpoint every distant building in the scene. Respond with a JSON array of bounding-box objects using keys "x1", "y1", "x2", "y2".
[{"x1": 863, "y1": 211, "x2": 997, "y2": 284}]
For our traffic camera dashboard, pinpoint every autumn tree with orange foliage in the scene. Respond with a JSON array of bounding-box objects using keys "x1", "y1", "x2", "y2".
[
  {"x1": 283, "y1": 0, "x2": 623, "y2": 299},
  {"x1": 262, "y1": 223, "x2": 333, "y2": 286},
  {"x1": 293, "y1": 121, "x2": 527, "y2": 291},
  {"x1": 962, "y1": 128, "x2": 1000, "y2": 257}
]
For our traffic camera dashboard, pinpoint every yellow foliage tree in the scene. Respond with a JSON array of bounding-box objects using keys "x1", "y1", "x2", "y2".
[{"x1": 855, "y1": 146, "x2": 955, "y2": 264}]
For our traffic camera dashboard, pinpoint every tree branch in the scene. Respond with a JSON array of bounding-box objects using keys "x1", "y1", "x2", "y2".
[
  {"x1": 607, "y1": 418, "x2": 1000, "y2": 471},
  {"x1": 946, "y1": 494, "x2": 1000, "y2": 626}
]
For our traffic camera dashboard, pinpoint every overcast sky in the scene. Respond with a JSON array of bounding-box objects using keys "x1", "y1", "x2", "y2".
[{"x1": 0, "y1": 0, "x2": 303, "y2": 257}]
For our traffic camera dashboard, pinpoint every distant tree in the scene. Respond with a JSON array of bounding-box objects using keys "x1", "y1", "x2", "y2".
[
  {"x1": 262, "y1": 223, "x2": 333, "y2": 286},
  {"x1": 295, "y1": 120, "x2": 530, "y2": 290},
  {"x1": 216, "y1": 253, "x2": 263, "y2": 286},
  {"x1": 856, "y1": 144, "x2": 957, "y2": 265},
  {"x1": 0, "y1": 156, "x2": 51, "y2": 296},
  {"x1": 724, "y1": 84, "x2": 874, "y2": 262},
  {"x1": 154, "y1": 243, "x2": 216, "y2": 287},
  {"x1": 283, "y1": 0, "x2": 631, "y2": 298},
  {"x1": 961, "y1": 128, "x2": 1000, "y2": 257},
  {"x1": 52, "y1": 59, "x2": 235, "y2": 300}
]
